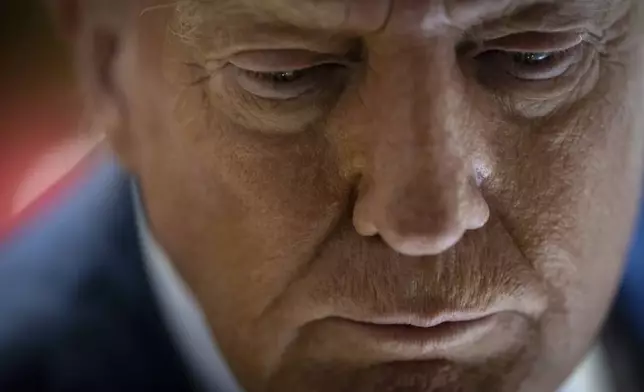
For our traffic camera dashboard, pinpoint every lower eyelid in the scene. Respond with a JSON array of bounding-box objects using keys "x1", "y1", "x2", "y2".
[
  {"x1": 474, "y1": 44, "x2": 599, "y2": 118},
  {"x1": 213, "y1": 67, "x2": 337, "y2": 135}
]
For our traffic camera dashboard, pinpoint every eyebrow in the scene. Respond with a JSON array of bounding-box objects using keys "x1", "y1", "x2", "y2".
[
  {"x1": 467, "y1": 0, "x2": 631, "y2": 40},
  {"x1": 175, "y1": 0, "x2": 392, "y2": 34},
  {"x1": 170, "y1": 0, "x2": 383, "y2": 59}
]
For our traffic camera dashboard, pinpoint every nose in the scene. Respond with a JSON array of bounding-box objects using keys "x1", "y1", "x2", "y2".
[
  {"x1": 353, "y1": 170, "x2": 490, "y2": 256},
  {"x1": 350, "y1": 44, "x2": 490, "y2": 257}
]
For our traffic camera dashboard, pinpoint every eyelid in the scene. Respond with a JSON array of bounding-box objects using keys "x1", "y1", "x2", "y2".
[
  {"x1": 231, "y1": 62, "x2": 346, "y2": 101},
  {"x1": 228, "y1": 49, "x2": 349, "y2": 73},
  {"x1": 467, "y1": 31, "x2": 585, "y2": 56},
  {"x1": 483, "y1": 48, "x2": 582, "y2": 81}
]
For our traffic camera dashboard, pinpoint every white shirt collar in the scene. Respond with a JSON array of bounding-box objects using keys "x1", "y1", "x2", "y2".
[
  {"x1": 560, "y1": 344, "x2": 614, "y2": 392},
  {"x1": 133, "y1": 188, "x2": 611, "y2": 392}
]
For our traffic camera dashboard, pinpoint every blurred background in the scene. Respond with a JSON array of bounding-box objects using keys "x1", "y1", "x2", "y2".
[{"x1": 0, "y1": 0, "x2": 99, "y2": 239}]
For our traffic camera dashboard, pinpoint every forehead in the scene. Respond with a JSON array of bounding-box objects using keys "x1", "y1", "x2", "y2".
[{"x1": 173, "y1": 0, "x2": 623, "y2": 33}]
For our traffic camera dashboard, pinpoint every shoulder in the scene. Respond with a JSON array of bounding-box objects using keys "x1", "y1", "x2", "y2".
[
  {"x1": 0, "y1": 153, "x2": 133, "y2": 351},
  {"x1": 0, "y1": 153, "x2": 192, "y2": 391},
  {"x1": 603, "y1": 195, "x2": 644, "y2": 392}
]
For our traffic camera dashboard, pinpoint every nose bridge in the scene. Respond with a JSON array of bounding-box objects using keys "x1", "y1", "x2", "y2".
[
  {"x1": 353, "y1": 41, "x2": 489, "y2": 256},
  {"x1": 369, "y1": 40, "x2": 469, "y2": 203}
]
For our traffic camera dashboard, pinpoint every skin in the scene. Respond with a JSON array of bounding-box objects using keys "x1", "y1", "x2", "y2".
[{"x1": 63, "y1": 0, "x2": 643, "y2": 391}]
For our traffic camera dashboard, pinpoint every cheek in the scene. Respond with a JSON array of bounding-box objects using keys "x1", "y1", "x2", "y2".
[
  {"x1": 138, "y1": 108, "x2": 359, "y2": 389},
  {"x1": 194, "y1": 115, "x2": 349, "y2": 250},
  {"x1": 141, "y1": 99, "x2": 353, "y2": 311},
  {"x1": 482, "y1": 82, "x2": 643, "y2": 373}
]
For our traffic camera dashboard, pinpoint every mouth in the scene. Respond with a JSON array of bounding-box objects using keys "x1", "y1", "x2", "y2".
[
  {"x1": 353, "y1": 310, "x2": 501, "y2": 329},
  {"x1": 338, "y1": 311, "x2": 500, "y2": 346},
  {"x1": 309, "y1": 311, "x2": 527, "y2": 362}
]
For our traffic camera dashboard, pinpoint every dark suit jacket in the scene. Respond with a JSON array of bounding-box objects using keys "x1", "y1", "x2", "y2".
[
  {"x1": 0, "y1": 156, "x2": 642, "y2": 392},
  {"x1": 0, "y1": 156, "x2": 196, "y2": 391}
]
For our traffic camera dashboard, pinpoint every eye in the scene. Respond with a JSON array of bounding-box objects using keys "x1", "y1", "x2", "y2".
[
  {"x1": 477, "y1": 47, "x2": 582, "y2": 81},
  {"x1": 245, "y1": 69, "x2": 310, "y2": 85},
  {"x1": 513, "y1": 52, "x2": 554, "y2": 65},
  {"x1": 232, "y1": 64, "x2": 344, "y2": 100}
]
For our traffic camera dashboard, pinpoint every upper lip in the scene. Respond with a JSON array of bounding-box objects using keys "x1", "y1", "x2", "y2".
[
  {"x1": 323, "y1": 290, "x2": 547, "y2": 331},
  {"x1": 348, "y1": 310, "x2": 500, "y2": 329}
]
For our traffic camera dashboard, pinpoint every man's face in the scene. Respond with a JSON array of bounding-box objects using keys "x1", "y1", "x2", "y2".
[{"x1": 84, "y1": 0, "x2": 643, "y2": 390}]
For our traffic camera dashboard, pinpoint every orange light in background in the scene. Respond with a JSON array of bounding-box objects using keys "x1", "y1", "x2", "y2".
[
  {"x1": 0, "y1": 0, "x2": 97, "y2": 239},
  {"x1": 0, "y1": 90, "x2": 100, "y2": 238}
]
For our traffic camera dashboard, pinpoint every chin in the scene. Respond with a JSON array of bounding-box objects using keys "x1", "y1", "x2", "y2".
[{"x1": 267, "y1": 350, "x2": 538, "y2": 392}]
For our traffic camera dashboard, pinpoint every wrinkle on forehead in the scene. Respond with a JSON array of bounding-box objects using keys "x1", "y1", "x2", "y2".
[
  {"x1": 421, "y1": 0, "x2": 633, "y2": 33},
  {"x1": 170, "y1": 0, "x2": 634, "y2": 45},
  {"x1": 421, "y1": 0, "x2": 516, "y2": 30},
  {"x1": 172, "y1": 0, "x2": 392, "y2": 33},
  {"x1": 252, "y1": 0, "x2": 393, "y2": 32},
  {"x1": 466, "y1": 0, "x2": 634, "y2": 41}
]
